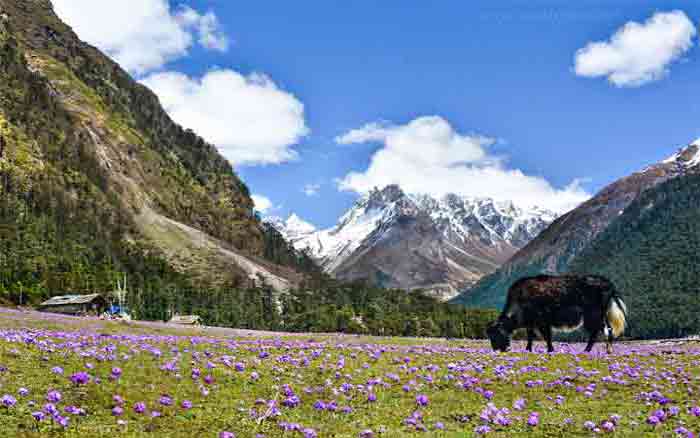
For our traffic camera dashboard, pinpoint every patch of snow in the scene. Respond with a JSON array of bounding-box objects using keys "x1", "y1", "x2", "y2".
[{"x1": 663, "y1": 140, "x2": 700, "y2": 167}]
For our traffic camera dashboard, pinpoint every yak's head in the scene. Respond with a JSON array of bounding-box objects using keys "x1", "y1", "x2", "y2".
[{"x1": 486, "y1": 320, "x2": 511, "y2": 352}]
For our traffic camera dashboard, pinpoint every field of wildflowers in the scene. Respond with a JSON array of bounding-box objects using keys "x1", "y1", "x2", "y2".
[{"x1": 0, "y1": 308, "x2": 698, "y2": 437}]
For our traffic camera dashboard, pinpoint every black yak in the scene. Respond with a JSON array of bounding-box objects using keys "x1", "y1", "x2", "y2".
[{"x1": 486, "y1": 275, "x2": 627, "y2": 353}]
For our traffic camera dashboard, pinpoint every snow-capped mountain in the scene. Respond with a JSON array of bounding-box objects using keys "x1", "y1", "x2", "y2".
[
  {"x1": 266, "y1": 214, "x2": 317, "y2": 243},
  {"x1": 267, "y1": 185, "x2": 557, "y2": 300},
  {"x1": 663, "y1": 139, "x2": 700, "y2": 169}
]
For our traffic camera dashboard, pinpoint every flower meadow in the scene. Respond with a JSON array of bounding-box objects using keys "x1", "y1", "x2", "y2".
[{"x1": 0, "y1": 310, "x2": 699, "y2": 437}]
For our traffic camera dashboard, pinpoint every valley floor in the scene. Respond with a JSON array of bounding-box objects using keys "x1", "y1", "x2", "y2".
[{"x1": 0, "y1": 307, "x2": 698, "y2": 437}]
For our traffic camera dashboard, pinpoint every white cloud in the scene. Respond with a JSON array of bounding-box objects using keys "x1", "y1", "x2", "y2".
[
  {"x1": 176, "y1": 6, "x2": 229, "y2": 52},
  {"x1": 302, "y1": 183, "x2": 321, "y2": 197},
  {"x1": 574, "y1": 11, "x2": 696, "y2": 87},
  {"x1": 337, "y1": 116, "x2": 590, "y2": 213},
  {"x1": 141, "y1": 69, "x2": 309, "y2": 165},
  {"x1": 251, "y1": 194, "x2": 273, "y2": 213},
  {"x1": 337, "y1": 122, "x2": 392, "y2": 144},
  {"x1": 53, "y1": 0, "x2": 229, "y2": 75}
]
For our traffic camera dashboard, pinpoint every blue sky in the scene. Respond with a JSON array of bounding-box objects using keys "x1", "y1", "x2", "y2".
[{"x1": 55, "y1": 1, "x2": 700, "y2": 228}]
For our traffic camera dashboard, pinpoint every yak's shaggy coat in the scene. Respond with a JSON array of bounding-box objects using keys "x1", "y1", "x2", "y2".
[{"x1": 487, "y1": 275, "x2": 627, "y2": 353}]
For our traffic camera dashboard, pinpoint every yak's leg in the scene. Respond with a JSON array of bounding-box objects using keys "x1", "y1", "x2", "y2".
[
  {"x1": 585, "y1": 330, "x2": 600, "y2": 353},
  {"x1": 526, "y1": 328, "x2": 536, "y2": 352},
  {"x1": 604, "y1": 325, "x2": 614, "y2": 354},
  {"x1": 539, "y1": 326, "x2": 554, "y2": 353},
  {"x1": 583, "y1": 307, "x2": 603, "y2": 353}
]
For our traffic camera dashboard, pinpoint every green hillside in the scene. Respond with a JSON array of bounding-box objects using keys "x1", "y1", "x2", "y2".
[
  {"x1": 569, "y1": 173, "x2": 700, "y2": 339},
  {"x1": 450, "y1": 262, "x2": 547, "y2": 309},
  {"x1": 0, "y1": 0, "x2": 312, "y2": 304}
]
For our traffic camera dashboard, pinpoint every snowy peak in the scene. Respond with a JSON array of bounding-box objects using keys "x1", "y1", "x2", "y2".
[
  {"x1": 267, "y1": 186, "x2": 558, "y2": 299},
  {"x1": 286, "y1": 214, "x2": 317, "y2": 234},
  {"x1": 366, "y1": 184, "x2": 406, "y2": 207},
  {"x1": 265, "y1": 214, "x2": 316, "y2": 243},
  {"x1": 663, "y1": 141, "x2": 700, "y2": 169}
]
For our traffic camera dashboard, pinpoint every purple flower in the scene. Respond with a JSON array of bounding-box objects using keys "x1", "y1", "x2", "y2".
[
  {"x1": 282, "y1": 395, "x2": 300, "y2": 407},
  {"x1": 31, "y1": 411, "x2": 45, "y2": 421},
  {"x1": 434, "y1": 422, "x2": 445, "y2": 430},
  {"x1": 691, "y1": 406, "x2": 700, "y2": 417},
  {"x1": 64, "y1": 405, "x2": 84, "y2": 415},
  {"x1": 159, "y1": 395, "x2": 173, "y2": 406},
  {"x1": 675, "y1": 427, "x2": 690, "y2": 436},
  {"x1": 70, "y1": 371, "x2": 91, "y2": 385},
  {"x1": 1, "y1": 395, "x2": 17, "y2": 408},
  {"x1": 219, "y1": 433, "x2": 236, "y2": 438},
  {"x1": 302, "y1": 428, "x2": 317, "y2": 438},
  {"x1": 359, "y1": 430, "x2": 374, "y2": 438},
  {"x1": 43, "y1": 403, "x2": 58, "y2": 416},
  {"x1": 111, "y1": 367, "x2": 122, "y2": 379},
  {"x1": 46, "y1": 390, "x2": 62, "y2": 403},
  {"x1": 55, "y1": 415, "x2": 69, "y2": 428},
  {"x1": 416, "y1": 394, "x2": 429, "y2": 406},
  {"x1": 367, "y1": 393, "x2": 377, "y2": 403},
  {"x1": 18, "y1": 388, "x2": 29, "y2": 397},
  {"x1": 475, "y1": 425, "x2": 492, "y2": 435},
  {"x1": 181, "y1": 400, "x2": 193, "y2": 410},
  {"x1": 112, "y1": 406, "x2": 124, "y2": 416},
  {"x1": 513, "y1": 398, "x2": 526, "y2": 410},
  {"x1": 51, "y1": 366, "x2": 64, "y2": 375},
  {"x1": 647, "y1": 415, "x2": 660, "y2": 426},
  {"x1": 134, "y1": 402, "x2": 147, "y2": 414},
  {"x1": 601, "y1": 421, "x2": 615, "y2": 432},
  {"x1": 584, "y1": 421, "x2": 596, "y2": 430},
  {"x1": 527, "y1": 412, "x2": 540, "y2": 427}
]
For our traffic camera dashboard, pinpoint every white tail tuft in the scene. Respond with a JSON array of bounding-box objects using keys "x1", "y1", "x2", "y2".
[{"x1": 607, "y1": 297, "x2": 627, "y2": 338}]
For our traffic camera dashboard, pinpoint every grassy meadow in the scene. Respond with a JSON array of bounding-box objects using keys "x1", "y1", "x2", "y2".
[{"x1": 0, "y1": 308, "x2": 698, "y2": 437}]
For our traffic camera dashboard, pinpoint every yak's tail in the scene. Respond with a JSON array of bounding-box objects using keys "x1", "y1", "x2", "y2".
[{"x1": 606, "y1": 293, "x2": 627, "y2": 338}]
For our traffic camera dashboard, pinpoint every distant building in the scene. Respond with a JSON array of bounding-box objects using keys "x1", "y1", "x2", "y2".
[
  {"x1": 38, "y1": 294, "x2": 107, "y2": 316},
  {"x1": 168, "y1": 314, "x2": 202, "y2": 326}
]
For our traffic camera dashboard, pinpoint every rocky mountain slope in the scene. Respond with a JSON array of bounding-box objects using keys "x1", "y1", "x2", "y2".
[
  {"x1": 453, "y1": 140, "x2": 700, "y2": 309},
  {"x1": 269, "y1": 185, "x2": 556, "y2": 300},
  {"x1": 0, "y1": 0, "x2": 300, "y2": 297}
]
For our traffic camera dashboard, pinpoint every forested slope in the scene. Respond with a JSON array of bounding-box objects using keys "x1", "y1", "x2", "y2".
[
  {"x1": 569, "y1": 173, "x2": 700, "y2": 339},
  {"x1": 0, "y1": 0, "x2": 312, "y2": 303}
]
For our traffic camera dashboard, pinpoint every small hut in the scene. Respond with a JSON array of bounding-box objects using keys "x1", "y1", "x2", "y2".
[
  {"x1": 38, "y1": 294, "x2": 107, "y2": 316},
  {"x1": 168, "y1": 314, "x2": 202, "y2": 326}
]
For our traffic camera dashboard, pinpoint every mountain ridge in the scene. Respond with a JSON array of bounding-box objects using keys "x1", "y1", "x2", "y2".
[{"x1": 268, "y1": 185, "x2": 556, "y2": 299}]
